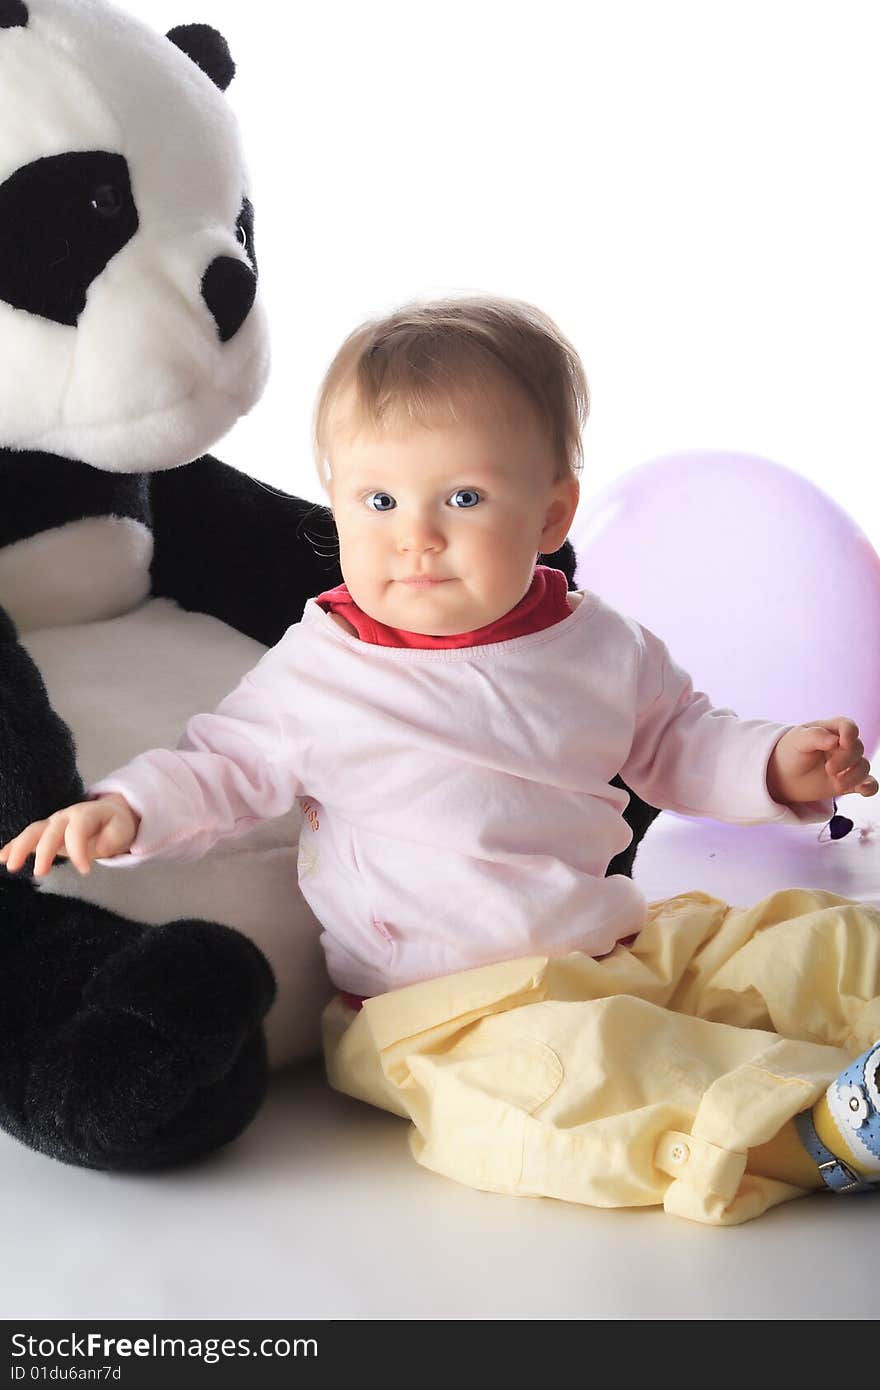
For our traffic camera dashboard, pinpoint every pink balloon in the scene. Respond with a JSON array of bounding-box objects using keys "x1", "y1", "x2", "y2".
[{"x1": 571, "y1": 452, "x2": 880, "y2": 755}]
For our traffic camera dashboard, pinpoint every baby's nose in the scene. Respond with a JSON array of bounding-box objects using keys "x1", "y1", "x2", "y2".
[{"x1": 397, "y1": 513, "x2": 445, "y2": 551}]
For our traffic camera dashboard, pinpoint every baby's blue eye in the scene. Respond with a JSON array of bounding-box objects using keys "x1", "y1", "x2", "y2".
[
  {"x1": 365, "y1": 492, "x2": 396, "y2": 512},
  {"x1": 448, "y1": 489, "x2": 482, "y2": 509}
]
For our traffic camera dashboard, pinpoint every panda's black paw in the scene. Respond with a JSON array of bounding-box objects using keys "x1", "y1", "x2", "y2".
[
  {"x1": 24, "y1": 1011, "x2": 270, "y2": 1170},
  {"x1": 8, "y1": 919, "x2": 276, "y2": 1170},
  {"x1": 82, "y1": 919, "x2": 276, "y2": 1079}
]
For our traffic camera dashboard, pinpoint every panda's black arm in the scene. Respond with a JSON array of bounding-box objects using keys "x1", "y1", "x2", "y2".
[
  {"x1": 149, "y1": 455, "x2": 343, "y2": 647},
  {"x1": 0, "y1": 606, "x2": 85, "y2": 849}
]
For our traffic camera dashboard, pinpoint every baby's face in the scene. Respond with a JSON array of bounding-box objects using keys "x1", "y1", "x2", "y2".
[{"x1": 326, "y1": 388, "x2": 579, "y2": 635}]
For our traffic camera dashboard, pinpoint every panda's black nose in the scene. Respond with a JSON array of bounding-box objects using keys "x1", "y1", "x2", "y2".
[{"x1": 201, "y1": 256, "x2": 256, "y2": 343}]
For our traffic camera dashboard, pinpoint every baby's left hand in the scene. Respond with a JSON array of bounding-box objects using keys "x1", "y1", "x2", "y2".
[{"x1": 767, "y1": 718, "x2": 879, "y2": 806}]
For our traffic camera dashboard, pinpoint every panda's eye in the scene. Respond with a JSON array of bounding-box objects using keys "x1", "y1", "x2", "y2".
[
  {"x1": 448, "y1": 488, "x2": 482, "y2": 509},
  {"x1": 90, "y1": 184, "x2": 123, "y2": 219},
  {"x1": 237, "y1": 223, "x2": 248, "y2": 249},
  {"x1": 364, "y1": 492, "x2": 396, "y2": 512}
]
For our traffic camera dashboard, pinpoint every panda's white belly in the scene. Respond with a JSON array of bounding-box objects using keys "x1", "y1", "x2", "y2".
[
  {"x1": 0, "y1": 517, "x2": 154, "y2": 631},
  {"x1": 21, "y1": 597, "x2": 332, "y2": 1068}
]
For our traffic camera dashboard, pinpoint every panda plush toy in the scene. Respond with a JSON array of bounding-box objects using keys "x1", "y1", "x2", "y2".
[{"x1": 0, "y1": 0, "x2": 658, "y2": 1171}]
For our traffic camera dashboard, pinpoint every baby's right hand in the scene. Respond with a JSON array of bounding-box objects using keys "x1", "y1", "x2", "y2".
[{"x1": 0, "y1": 794, "x2": 140, "y2": 877}]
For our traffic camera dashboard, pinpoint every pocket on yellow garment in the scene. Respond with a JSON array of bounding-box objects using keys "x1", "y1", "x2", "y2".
[
  {"x1": 407, "y1": 1019, "x2": 565, "y2": 1116},
  {"x1": 405, "y1": 1032, "x2": 565, "y2": 1193}
]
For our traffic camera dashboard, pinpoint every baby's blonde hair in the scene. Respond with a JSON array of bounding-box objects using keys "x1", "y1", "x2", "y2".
[{"x1": 313, "y1": 295, "x2": 589, "y2": 486}]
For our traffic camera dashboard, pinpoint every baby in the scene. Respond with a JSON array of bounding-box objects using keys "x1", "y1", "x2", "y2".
[{"x1": 3, "y1": 295, "x2": 880, "y2": 1225}]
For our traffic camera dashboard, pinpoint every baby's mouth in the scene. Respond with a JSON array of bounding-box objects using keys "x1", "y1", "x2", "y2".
[{"x1": 397, "y1": 576, "x2": 453, "y2": 586}]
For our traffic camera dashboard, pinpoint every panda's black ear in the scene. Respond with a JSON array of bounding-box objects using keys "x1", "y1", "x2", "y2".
[
  {"x1": 0, "y1": 0, "x2": 29, "y2": 29},
  {"x1": 166, "y1": 23, "x2": 235, "y2": 91}
]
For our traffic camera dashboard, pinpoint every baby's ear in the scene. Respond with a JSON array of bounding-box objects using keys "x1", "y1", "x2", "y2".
[{"x1": 541, "y1": 479, "x2": 580, "y2": 554}]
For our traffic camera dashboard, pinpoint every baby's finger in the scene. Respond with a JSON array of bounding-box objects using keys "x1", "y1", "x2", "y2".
[
  {"x1": 822, "y1": 716, "x2": 861, "y2": 751},
  {"x1": 0, "y1": 823, "x2": 46, "y2": 873},
  {"x1": 64, "y1": 821, "x2": 92, "y2": 876},
  {"x1": 33, "y1": 823, "x2": 68, "y2": 878},
  {"x1": 858, "y1": 776, "x2": 879, "y2": 797},
  {"x1": 800, "y1": 725, "x2": 839, "y2": 752},
  {"x1": 826, "y1": 739, "x2": 865, "y2": 777},
  {"x1": 833, "y1": 759, "x2": 872, "y2": 794}
]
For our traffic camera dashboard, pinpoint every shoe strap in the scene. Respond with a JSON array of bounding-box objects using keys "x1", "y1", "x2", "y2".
[{"x1": 794, "y1": 1110, "x2": 875, "y2": 1194}]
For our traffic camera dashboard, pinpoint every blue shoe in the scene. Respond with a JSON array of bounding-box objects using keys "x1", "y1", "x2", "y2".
[{"x1": 795, "y1": 1042, "x2": 880, "y2": 1193}]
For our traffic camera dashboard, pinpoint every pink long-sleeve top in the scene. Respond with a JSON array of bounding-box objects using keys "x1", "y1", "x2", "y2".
[{"x1": 88, "y1": 588, "x2": 826, "y2": 996}]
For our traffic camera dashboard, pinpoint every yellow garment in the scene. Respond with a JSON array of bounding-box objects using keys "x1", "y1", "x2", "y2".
[{"x1": 322, "y1": 887, "x2": 880, "y2": 1225}]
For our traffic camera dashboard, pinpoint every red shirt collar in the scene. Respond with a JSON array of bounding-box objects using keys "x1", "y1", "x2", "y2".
[{"x1": 315, "y1": 565, "x2": 572, "y2": 648}]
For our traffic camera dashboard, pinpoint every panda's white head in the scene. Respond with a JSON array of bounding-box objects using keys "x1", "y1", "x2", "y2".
[{"x1": 0, "y1": 0, "x2": 270, "y2": 472}]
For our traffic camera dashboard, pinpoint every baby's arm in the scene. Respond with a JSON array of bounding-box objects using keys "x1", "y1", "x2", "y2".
[
  {"x1": 620, "y1": 625, "x2": 841, "y2": 825},
  {"x1": 0, "y1": 793, "x2": 140, "y2": 877},
  {"x1": 1, "y1": 636, "x2": 305, "y2": 876}
]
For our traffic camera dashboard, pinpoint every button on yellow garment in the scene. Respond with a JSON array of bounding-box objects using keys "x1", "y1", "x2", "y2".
[{"x1": 323, "y1": 888, "x2": 880, "y2": 1225}]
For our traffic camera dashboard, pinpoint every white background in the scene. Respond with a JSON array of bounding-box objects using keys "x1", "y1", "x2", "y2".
[{"x1": 129, "y1": 0, "x2": 878, "y2": 543}]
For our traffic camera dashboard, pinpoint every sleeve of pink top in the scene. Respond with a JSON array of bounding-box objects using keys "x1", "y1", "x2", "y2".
[
  {"x1": 86, "y1": 650, "x2": 302, "y2": 868},
  {"x1": 620, "y1": 624, "x2": 833, "y2": 826}
]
